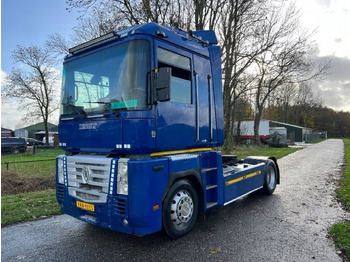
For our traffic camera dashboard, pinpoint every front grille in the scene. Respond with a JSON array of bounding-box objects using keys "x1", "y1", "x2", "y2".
[{"x1": 67, "y1": 155, "x2": 112, "y2": 203}]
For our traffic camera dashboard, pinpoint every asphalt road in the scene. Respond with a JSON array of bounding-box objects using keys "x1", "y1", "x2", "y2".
[{"x1": 2, "y1": 139, "x2": 349, "y2": 262}]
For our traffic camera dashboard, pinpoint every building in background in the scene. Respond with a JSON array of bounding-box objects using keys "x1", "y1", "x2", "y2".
[{"x1": 234, "y1": 120, "x2": 324, "y2": 144}]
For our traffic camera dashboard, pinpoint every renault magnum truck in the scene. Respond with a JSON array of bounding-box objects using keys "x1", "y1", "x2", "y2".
[{"x1": 56, "y1": 23, "x2": 279, "y2": 239}]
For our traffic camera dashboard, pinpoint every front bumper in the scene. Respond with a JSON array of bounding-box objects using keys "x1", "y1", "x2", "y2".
[{"x1": 56, "y1": 186, "x2": 162, "y2": 235}]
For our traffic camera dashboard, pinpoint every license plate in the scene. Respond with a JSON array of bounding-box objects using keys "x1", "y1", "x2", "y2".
[{"x1": 76, "y1": 201, "x2": 95, "y2": 212}]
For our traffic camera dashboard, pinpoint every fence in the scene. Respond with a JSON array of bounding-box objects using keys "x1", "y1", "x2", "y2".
[
  {"x1": 1, "y1": 159, "x2": 56, "y2": 177},
  {"x1": 2, "y1": 159, "x2": 56, "y2": 170},
  {"x1": 305, "y1": 133, "x2": 322, "y2": 143}
]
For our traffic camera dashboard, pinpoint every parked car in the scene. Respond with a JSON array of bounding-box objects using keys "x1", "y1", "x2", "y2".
[
  {"x1": 26, "y1": 138, "x2": 44, "y2": 146},
  {"x1": 1, "y1": 137, "x2": 27, "y2": 154}
]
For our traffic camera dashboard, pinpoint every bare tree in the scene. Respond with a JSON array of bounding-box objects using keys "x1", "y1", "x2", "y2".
[
  {"x1": 46, "y1": 32, "x2": 71, "y2": 57},
  {"x1": 219, "y1": 0, "x2": 269, "y2": 146},
  {"x1": 249, "y1": 2, "x2": 329, "y2": 144},
  {"x1": 2, "y1": 45, "x2": 60, "y2": 144},
  {"x1": 64, "y1": 0, "x2": 329, "y2": 147},
  {"x1": 72, "y1": 8, "x2": 124, "y2": 44},
  {"x1": 66, "y1": 0, "x2": 222, "y2": 35},
  {"x1": 293, "y1": 83, "x2": 323, "y2": 127}
]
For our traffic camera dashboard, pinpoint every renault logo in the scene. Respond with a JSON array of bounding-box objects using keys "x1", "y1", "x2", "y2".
[{"x1": 82, "y1": 166, "x2": 91, "y2": 184}]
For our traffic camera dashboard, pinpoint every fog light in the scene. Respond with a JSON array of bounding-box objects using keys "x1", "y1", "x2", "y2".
[{"x1": 123, "y1": 218, "x2": 129, "y2": 226}]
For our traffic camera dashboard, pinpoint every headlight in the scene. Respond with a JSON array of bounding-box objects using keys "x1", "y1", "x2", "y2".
[
  {"x1": 117, "y1": 158, "x2": 129, "y2": 195},
  {"x1": 57, "y1": 157, "x2": 65, "y2": 184}
]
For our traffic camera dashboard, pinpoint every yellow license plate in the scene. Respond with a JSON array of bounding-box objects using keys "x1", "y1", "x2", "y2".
[{"x1": 76, "y1": 201, "x2": 95, "y2": 212}]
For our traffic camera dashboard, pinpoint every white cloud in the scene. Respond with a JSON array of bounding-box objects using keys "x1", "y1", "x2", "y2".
[
  {"x1": 294, "y1": 0, "x2": 350, "y2": 112},
  {"x1": 1, "y1": 100, "x2": 27, "y2": 130},
  {"x1": 312, "y1": 56, "x2": 350, "y2": 112},
  {"x1": 295, "y1": 0, "x2": 350, "y2": 58},
  {"x1": 1, "y1": 70, "x2": 27, "y2": 129}
]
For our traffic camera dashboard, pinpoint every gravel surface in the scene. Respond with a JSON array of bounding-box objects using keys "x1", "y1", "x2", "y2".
[{"x1": 2, "y1": 139, "x2": 349, "y2": 262}]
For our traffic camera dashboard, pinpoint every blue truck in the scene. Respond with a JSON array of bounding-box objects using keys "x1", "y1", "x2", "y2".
[{"x1": 56, "y1": 23, "x2": 279, "y2": 239}]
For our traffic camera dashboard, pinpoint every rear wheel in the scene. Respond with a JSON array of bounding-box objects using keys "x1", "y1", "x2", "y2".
[
  {"x1": 11, "y1": 148, "x2": 20, "y2": 155},
  {"x1": 263, "y1": 160, "x2": 277, "y2": 195},
  {"x1": 163, "y1": 180, "x2": 198, "y2": 239}
]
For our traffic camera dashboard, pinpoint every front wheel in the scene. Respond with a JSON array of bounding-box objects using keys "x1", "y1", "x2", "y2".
[
  {"x1": 262, "y1": 160, "x2": 278, "y2": 195},
  {"x1": 163, "y1": 180, "x2": 199, "y2": 239}
]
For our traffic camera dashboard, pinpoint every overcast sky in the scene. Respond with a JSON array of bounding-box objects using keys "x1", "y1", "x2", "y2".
[
  {"x1": 1, "y1": 0, "x2": 350, "y2": 130},
  {"x1": 295, "y1": 0, "x2": 350, "y2": 112}
]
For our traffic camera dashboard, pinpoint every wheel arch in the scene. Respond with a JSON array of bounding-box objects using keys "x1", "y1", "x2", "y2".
[
  {"x1": 268, "y1": 157, "x2": 280, "y2": 185},
  {"x1": 162, "y1": 169, "x2": 204, "y2": 216},
  {"x1": 243, "y1": 156, "x2": 280, "y2": 185}
]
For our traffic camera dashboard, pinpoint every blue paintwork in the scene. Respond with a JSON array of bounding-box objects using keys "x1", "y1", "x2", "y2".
[
  {"x1": 193, "y1": 30, "x2": 218, "y2": 44},
  {"x1": 57, "y1": 157, "x2": 169, "y2": 235},
  {"x1": 59, "y1": 23, "x2": 224, "y2": 155},
  {"x1": 223, "y1": 163, "x2": 265, "y2": 203},
  {"x1": 56, "y1": 150, "x2": 269, "y2": 235},
  {"x1": 208, "y1": 45, "x2": 224, "y2": 144},
  {"x1": 59, "y1": 110, "x2": 155, "y2": 154},
  {"x1": 56, "y1": 23, "x2": 273, "y2": 237}
]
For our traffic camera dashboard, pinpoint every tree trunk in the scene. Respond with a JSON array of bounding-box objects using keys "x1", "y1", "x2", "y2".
[
  {"x1": 44, "y1": 118, "x2": 49, "y2": 145},
  {"x1": 253, "y1": 109, "x2": 263, "y2": 145}
]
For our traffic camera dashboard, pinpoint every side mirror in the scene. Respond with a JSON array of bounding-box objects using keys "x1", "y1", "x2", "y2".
[{"x1": 152, "y1": 67, "x2": 171, "y2": 102}]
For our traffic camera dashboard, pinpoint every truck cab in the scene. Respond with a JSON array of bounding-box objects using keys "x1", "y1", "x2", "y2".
[
  {"x1": 59, "y1": 23, "x2": 223, "y2": 155},
  {"x1": 56, "y1": 23, "x2": 279, "y2": 239}
]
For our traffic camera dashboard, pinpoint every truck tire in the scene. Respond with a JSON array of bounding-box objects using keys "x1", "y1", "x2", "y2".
[
  {"x1": 262, "y1": 160, "x2": 277, "y2": 195},
  {"x1": 163, "y1": 179, "x2": 199, "y2": 239}
]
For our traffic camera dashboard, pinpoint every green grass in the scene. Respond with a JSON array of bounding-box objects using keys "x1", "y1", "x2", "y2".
[
  {"x1": 308, "y1": 138, "x2": 326, "y2": 144},
  {"x1": 1, "y1": 148, "x2": 64, "y2": 177},
  {"x1": 338, "y1": 139, "x2": 350, "y2": 207},
  {"x1": 329, "y1": 138, "x2": 350, "y2": 261},
  {"x1": 1, "y1": 148, "x2": 63, "y2": 226},
  {"x1": 1, "y1": 190, "x2": 62, "y2": 227},
  {"x1": 224, "y1": 145, "x2": 301, "y2": 160}
]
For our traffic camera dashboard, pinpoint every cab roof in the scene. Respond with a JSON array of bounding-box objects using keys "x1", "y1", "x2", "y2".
[{"x1": 67, "y1": 22, "x2": 218, "y2": 58}]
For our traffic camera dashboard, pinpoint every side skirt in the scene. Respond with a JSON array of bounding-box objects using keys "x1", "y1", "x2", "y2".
[{"x1": 223, "y1": 186, "x2": 263, "y2": 206}]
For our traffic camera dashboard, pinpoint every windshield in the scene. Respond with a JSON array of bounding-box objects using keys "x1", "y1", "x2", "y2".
[{"x1": 60, "y1": 40, "x2": 150, "y2": 116}]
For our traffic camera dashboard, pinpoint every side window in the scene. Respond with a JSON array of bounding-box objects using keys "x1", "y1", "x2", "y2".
[{"x1": 157, "y1": 47, "x2": 191, "y2": 104}]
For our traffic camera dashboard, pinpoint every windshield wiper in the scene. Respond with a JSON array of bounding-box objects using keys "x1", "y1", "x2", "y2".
[
  {"x1": 84, "y1": 101, "x2": 117, "y2": 116},
  {"x1": 85, "y1": 101, "x2": 111, "y2": 105},
  {"x1": 61, "y1": 103, "x2": 87, "y2": 118}
]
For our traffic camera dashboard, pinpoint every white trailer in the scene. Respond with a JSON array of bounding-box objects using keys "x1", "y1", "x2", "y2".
[{"x1": 234, "y1": 120, "x2": 270, "y2": 140}]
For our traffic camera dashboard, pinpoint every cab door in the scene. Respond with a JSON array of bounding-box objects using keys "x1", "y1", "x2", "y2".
[{"x1": 154, "y1": 42, "x2": 196, "y2": 151}]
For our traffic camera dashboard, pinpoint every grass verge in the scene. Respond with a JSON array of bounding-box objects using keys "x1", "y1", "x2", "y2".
[
  {"x1": 308, "y1": 138, "x2": 326, "y2": 144},
  {"x1": 1, "y1": 189, "x2": 62, "y2": 227},
  {"x1": 329, "y1": 138, "x2": 350, "y2": 261},
  {"x1": 1, "y1": 148, "x2": 64, "y2": 177},
  {"x1": 1, "y1": 148, "x2": 62, "y2": 226},
  {"x1": 224, "y1": 145, "x2": 301, "y2": 160}
]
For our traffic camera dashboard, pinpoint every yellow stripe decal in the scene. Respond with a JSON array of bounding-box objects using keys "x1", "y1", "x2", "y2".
[
  {"x1": 150, "y1": 148, "x2": 212, "y2": 157},
  {"x1": 225, "y1": 170, "x2": 262, "y2": 186}
]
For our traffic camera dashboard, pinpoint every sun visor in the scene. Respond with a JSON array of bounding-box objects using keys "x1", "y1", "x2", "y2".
[{"x1": 193, "y1": 30, "x2": 218, "y2": 45}]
